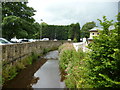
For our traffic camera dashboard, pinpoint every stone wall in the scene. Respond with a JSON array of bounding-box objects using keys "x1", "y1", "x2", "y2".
[{"x1": 1, "y1": 41, "x2": 65, "y2": 66}]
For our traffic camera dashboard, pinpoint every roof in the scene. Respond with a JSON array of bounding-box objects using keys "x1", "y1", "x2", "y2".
[
  {"x1": 88, "y1": 38, "x2": 93, "y2": 41},
  {"x1": 89, "y1": 27, "x2": 103, "y2": 32}
]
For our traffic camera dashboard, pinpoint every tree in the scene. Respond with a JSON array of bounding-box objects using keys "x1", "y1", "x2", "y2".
[
  {"x1": 2, "y1": 2, "x2": 36, "y2": 40},
  {"x1": 2, "y1": 2, "x2": 36, "y2": 23},
  {"x1": 87, "y1": 16, "x2": 120, "y2": 88},
  {"x1": 32, "y1": 22, "x2": 41, "y2": 39},
  {"x1": 68, "y1": 23, "x2": 81, "y2": 42},
  {"x1": 2, "y1": 16, "x2": 28, "y2": 40},
  {"x1": 75, "y1": 23, "x2": 80, "y2": 42},
  {"x1": 68, "y1": 24, "x2": 75, "y2": 40},
  {"x1": 34, "y1": 23, "x2": 79, "y2": 41},
  {"x1": 117, "y1": 12, "x2": 120, "y2": 50},
  {"x1": 42, "y1": 24, "x2": 69, "y2": 40},
  {"x1": 81, "y1": 21, "x2": 96, "y2": 38}
]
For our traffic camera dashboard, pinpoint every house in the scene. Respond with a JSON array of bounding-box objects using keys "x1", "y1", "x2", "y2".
[
  {"x1": 88, "y1": 27, "x2": 103, "y2": 43},
  {"x1": 88, "y1": 26, "x2": 115, "y2": 43}
]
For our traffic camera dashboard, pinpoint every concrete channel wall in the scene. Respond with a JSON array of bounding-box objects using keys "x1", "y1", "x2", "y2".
[{"x1": 1, "y1": 41, "x2": 65, "y2": 66}]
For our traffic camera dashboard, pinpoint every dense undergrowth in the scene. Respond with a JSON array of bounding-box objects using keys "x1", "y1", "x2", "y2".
[
  {"x1": 2, "y1": 52, "x2": 38, "y2": 84},
  {"x1": 59, "y1": 16, "x2": 120, "y2": 88},
  {"x1": 59, "y1": 43, "x2": 89, "y2": 88}
]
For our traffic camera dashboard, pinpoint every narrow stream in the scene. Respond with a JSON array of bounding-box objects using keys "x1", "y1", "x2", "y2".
[{"x1": 2, "y1": 50, "x2": 65, "y2": 89}]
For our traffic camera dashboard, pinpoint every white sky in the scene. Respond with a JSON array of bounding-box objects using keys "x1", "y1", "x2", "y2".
[{"x1": 27, "y1": 0, "x2": 119, "y2": 26}]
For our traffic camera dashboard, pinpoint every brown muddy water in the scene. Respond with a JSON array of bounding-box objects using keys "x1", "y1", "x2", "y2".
[{"x1": 2, "y1": 50, "x2": 65, "y2": 89}]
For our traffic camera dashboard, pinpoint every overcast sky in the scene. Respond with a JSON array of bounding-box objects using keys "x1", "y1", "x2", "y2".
[{"x1": 27, "y1": 0, "x2": 119, "y2": 26}]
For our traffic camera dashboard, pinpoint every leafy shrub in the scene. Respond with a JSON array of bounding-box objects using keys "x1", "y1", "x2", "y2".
[
  {"x1": 2, "y1": 64, "x2": 17, "y2": 83},
  {"x1": 2, "y1": 53, "x2": 38, "y2": 84},
  {"x1": 31, "y1": 52, "x2": 38, "y2": 61},
  {"x1": 73, "y1": 38, "x2": 77, "y2": 42},
  {"x1": 15, "y1": 61, "x2": 25, "y2": 71},
  {"x1": 59, "y1": 15, "x2": 120, "y2": 88},
  {"x1": 86, "y1": 16, "x2": 120, "y2": 88},
  {"x1": 43, "y1": 48, "x2": 50, "y2": 54},
  {"x1": 59, "y1": 43, "x2": 87, "y2": 88}
]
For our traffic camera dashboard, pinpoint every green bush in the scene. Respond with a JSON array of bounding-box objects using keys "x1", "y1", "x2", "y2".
[
  {"x1": 59, "y1": 15, "x2": 120, "y2": 88},
  {"x1": 86, "y1": 16, "x2": 120, "y2": 88},
  {"x1": 31, "y1": 52, "x2": 39, "y2": 61},
  {"x1": 73, "y1": 38, "x2": 77, "y2": 42},
  {"x1": 59, "y1": 43, "x2": 87, "y2": 88},
  {"x1": 2, "y1": 64, "x2": 17, "y2": 83},
  {"x1": 43, "y1": 48, "x2": 50, "y2": 54},
  {"x1": 2, "y1": 53, "x2": 38, "y2": 84}
]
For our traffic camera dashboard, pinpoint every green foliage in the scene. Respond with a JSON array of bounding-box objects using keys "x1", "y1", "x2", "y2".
[
  {"x1": 31, "y1": 52, "x2": 39, "y2": 61},
  {"x1": 42, "y1": 25, "x2": 69, "y2": 40},
  {"x1": 97, "y1": 16, "x2": 113, "y2": 35},
  {"x1": 2, "y1": 52, "x2": 39, "y2": 84},
  {"x1": 86, "y1": 16, "x2": 120, "y2": 88},
  {"x1": 69, "y1": 23, "x2": 81, "y2": 42},
  {"x1": 0, "y1": 75, "x2": 2, "y2": 85},
  {"x1": 59, "y1": 15, "x2": 120, "y2": 88},
  {"x1": 81, "y1": 21, "x2": 96, "y2": 38},
  {"x1": 2, "y1": 2, "x2": 35, "y2": 23},
  {"x1": 117, "y1": 12, "x2": 120, "y2": 52},
  {"x1": 2, "y1": 64, "x2": 17, "y2": 83},
  {"x1": 42, "y1": 48, "x2": 50, "y2": 54},
  {"x1": 2, "y1": 2, "x2": 36, "y2": 40},
  {"x1": 59, "y1": 43, "x2": 87, "y2": 88},
  {"x1": 41, "y1": 23, "x2": 80, "y2": 41},
  {"x1": 2, "y1": 2, "x2": 81, "y2": 41},
  {"x1": 15, "y1": 61, "x2": 25, "y2": 71},
  {"x1": 2, "y1": 16, "x2": 29, "y2": 40},
  {"x1": 73, "y1": 38, "x2": 77, "y2": 42},
  {"x1": 99, "y1": 73, "x2": 120, "y2": 85}
]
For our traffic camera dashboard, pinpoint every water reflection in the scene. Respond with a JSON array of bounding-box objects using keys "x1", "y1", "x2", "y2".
[
  {"x1": 32, "y1": 50, "x2": 65, "y2": 88},
  {"x1": 2, "y1": 58, "x2": 47, "y2": 89},
  {"x1": 32, "y1": 60, "x2": 61, "y2": 88},
  {"x1": 44, "y1": 50, "x2": 59, "y2": 60}
]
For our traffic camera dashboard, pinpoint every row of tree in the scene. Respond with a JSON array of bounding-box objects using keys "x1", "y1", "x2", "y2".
[
  {"x1": 37, "y1": 21, "x2": 96, "y2": 41},
  {"x1": 2, "y1": 2, "x2": 96, "y2": 42},
  {"x1": 40, "y1": 23, "x2": 80, "y2": 41}
]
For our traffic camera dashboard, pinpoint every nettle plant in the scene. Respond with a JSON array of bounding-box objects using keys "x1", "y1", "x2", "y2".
[{"x1": 87, "y1": 16, "x2": 120, "y2": 88}]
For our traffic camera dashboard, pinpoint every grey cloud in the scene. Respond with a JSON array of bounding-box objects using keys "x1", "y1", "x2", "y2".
[{"x1": 42, "y1": 2, "x2": 118, "y2": 26}]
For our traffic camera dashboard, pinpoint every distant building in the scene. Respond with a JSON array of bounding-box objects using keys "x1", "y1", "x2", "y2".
[
  {"x1": 88, "y1": 27, "x2": 103, "y2": 43},
  {"x1": 88, "y1": 26, "x2": 115, "y2": 43}
]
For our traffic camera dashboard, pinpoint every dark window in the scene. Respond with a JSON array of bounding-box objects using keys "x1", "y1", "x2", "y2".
[
  {"x1": 0, "y1": 39, "x2": 9, "y2": 44},
  {"x1": 92, "y1": 33, "x2": 94, "y2": 35}
]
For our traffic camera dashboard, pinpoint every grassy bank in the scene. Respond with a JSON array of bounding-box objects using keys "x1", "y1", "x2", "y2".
[
  {"x1": 2, "y1": 52, "x2": 39, "y2": 84},
  {"x1": 59, "y1": 43, "x2": 89, "y2": 88},
  {"x1": 59, "y1": 42, "x2": 120, "y2": 88}
]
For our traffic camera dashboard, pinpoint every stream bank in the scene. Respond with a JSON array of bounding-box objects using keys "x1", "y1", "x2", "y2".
[{"x1": 2, "y1": 50, "x2": 65, "y2": 89}]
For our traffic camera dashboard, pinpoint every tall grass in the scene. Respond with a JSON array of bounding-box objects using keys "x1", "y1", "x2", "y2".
[
  {"x1": 59, "y1": 43, "x2": 89, "y2": 88},
  {"x1": 2, "y1": 52, "x2": 38, "y2": 84}
]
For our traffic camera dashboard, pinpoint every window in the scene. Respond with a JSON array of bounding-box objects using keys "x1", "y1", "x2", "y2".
[
  {"x1": 97, "y1": 33, "x2": 99, "y2": 35},
  {"x1": 0, "y1": 39, "x2": 9, "y2": 44},
  {"x1": 92, "y1": 33, "x2": 94, "y2": 35}
]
